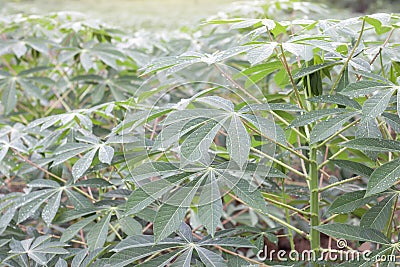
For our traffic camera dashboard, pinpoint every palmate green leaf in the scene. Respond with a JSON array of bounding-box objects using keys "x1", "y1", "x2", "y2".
[
  {"x1": 356, "y1": 117, "x2": 381, "y2": 140},
  {"x1": 228, "y1": 18, "x2": 276, "y2": 30},
  {"x1": 247, "y1": 43, "x2": 277, "y2": 66},
  {"x1": 307, "y1": 94, "x2": 361, "y2": 109},
  {"x1": 213, "y1": 45, "x2": 256, "y2": 63},
  {"x1": 365, "y1": 14, "x2": 392, "y2": 35},
  {"x1": 333, "y1": 160, "x2": 373, "y2": 178},
  {"x1": 57, "y1": 208, "x2": 99, "y2": 223},
  {"x1": 127, "y1": 161, "x2": 181, "y2": 182},
  {"x1": 17, "y1": 190, "x2": 56, "y2": 223},
  {"x1": 282, "y1": 42, "x2": 312, "y2": 61},
  {"x1": 340, "y1": 81, "x2": 393, "y2": 98},
  {"x1": 72, "y1": 248, "x2": 108, "y2": 267},
  {"x1": 1, "y1": 78, "x2": 17, "y2": 115},
  {"x1": 153, "y1": 117, "x2": 209, "y2": 151},
  {"x1": 361, "y1": 89, "x2": 393, "y2": 120},
  {"x1": 138, "y1": 250, "x2": 184, "y2": 267},
  {"x1": 382, "y1": 112, "x2": 400, "y2": 132},
  {"x1": 336, "y1": 66, "x2": 349, "y2": 92},
  {"x1": 366, "y1": 158, "x2": 400, "y2": 196},
  {"x1": 292, "y1": 61, "x2": 339, "y2": 79},
  {"x1": 354, "y1": 69, "x2": 392, "y2": 84},
  {"x1": 199, "y1": 238, "x2": 255, "y2": 248},
  {"x1": 177, "y1": 222, "x2": 193, "y2": 243},
  {"x1": 310, "y1": 113, "x2": 355, "y2": 144},
  {"x1": 42, "y1": 190, "x2": 62, "y2": 225},
  {"x1": 180, "y1": 118, "x2": 222, "y2": 166},
  {"x1": 239, "y1": 103, "x2": 302, "y2": 112},
  {"x1": 17, "y1": 78, "x2": 45, "y2": 101},
  {"x1": 198, "y1": 175, "x2": 222, "y2": 237},
  {"x1": 327, "y1": 190, "x2": 376, "y2": 214},
  {"x1": 289, "y1": 109, "x2": 346, "y2": 128},
  {"x1": 87, "y1": 212, "x2": 112, "y2": 251},
  {"x1": 169, "y1": 248, "x2": 193, "y2": 267},
  {"x1": 240, "y1": 61, "x2": 282, "y2": 86},
  {"x1": 141, "y1": 56, "x2": 201, "y2": 76},
  {"x1": 28, "y1": 112, "x2": 93, "y2": 132},
  {"x1": 397, "y1": 91, "x2": 400, "y2": 118},
  {"x1": 52, "y1": 143, "x2": 94, "y2": 167},
  {"x1": 224, "y1": 254, "x2": 250, "y2": 267},
  {"x1": 109, "y1": 234, "x2": 185, "y2": 266},
  {"x1": 158, "y1": 108, "x2": 221, "y2": 126},
  {"x1": 126, "y1": 173, "x2": 190, "y2": 215},
  {"x1": 72, "y1": 148, "x2": 98, "y2": 181},
  {"x1": 56, "y1": 258, "x2": 68, "y2": 267},
  {"x1": 118, "y1": 216, "x2": 142, "y2": 236},
  {"x1": 65, "y1": 189, "x2": 94, "y2": 210},
  {"x1": 8, "y1": 237, "x2": 68, "y2": 266},
  {"x1": 239, "y1": 113, "x2": 286, "y2": 145},
  {"x1": 28, "y1": 179, "x2": 60, "y2": 188},
  {"x1": 360, "y1": 194, "x2": 396, "y2": 230},
  {"x1": 154, "y1": 178, "x2": 203, "y2": 242},
  {"x1": 60, "y1": 214, "x2": 99, "y2": 243},
  {"x1": 71, "y1": 249, "x2": 88, "y2": 267},
  {"x1": 226, "y1": 114, "x2": 250, "y2": 169},
  {"x1": 113, "y1": 108, "x2": 173, "y2": 134},
  {"x1": 0, "y1": 208, "x2": 15, "y2": 235},
  {"x1": 98, "y1": 145, "x2": 114, "y2": 165},
  {"x1": 341, "y1": 138, "x2": 400, "y2": 152},
  {"x1": 108, "y1": 244, "x2": 179, "y2": 267},
  {"x1": 356, "y1": 118, "x2": 383, "y2": 160},
  {"x1": 154, "y1": 99, "x2": 256, "y2": 168},
  {"x1": 228, "y1": 179, "x2": 268, "y2": 213},
  {"x1": 196, "y1": 96, "x2": 234, "y2": 111},
  {"x1": 314, "y1": 224, "x2": 390, "y2": 245},
  {"x1": 195, "y1": 247, "x2": 227, "y2": 267},
  {"x1": 73, "y1": 178, "x2": 112, "y2": 188},
  {"x1": 112, "y1": 235, "x2": 184, "y2": 251}
]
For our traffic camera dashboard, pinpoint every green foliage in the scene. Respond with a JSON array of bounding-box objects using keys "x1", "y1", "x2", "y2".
[{"x1": 1, "y1": 1, "x2": 400, "y2": 266}]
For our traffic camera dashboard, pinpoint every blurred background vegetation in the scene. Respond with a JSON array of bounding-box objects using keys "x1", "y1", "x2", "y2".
[{"x1": 0, "y1": 0, "x2": 399, "y2": 29}]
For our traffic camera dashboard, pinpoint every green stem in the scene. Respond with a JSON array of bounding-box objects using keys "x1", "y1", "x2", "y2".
[
  {"x1": 250, "y1": 147, "x2": 307, "y2": 177},
  {"x1": 262, "y1": 193, "x2": 309, "y2": 216},
  {"x1": 278, "y1": 44, "x2": 306, "y2": 110},
  {"x1": 229, "y1": 193, "x2": 309, "y2": 239},
  {"x1": 282, "y1": 180, "x2": 295, "y2": 250},
  {"x1": 243, "y1": 120, "x2": 310, "y2": 162},
  {"x1": 319, "y1": 176, "x2": 361, "y2": 192},
  {"x1": 385, "y1": 194, "x2": 398, "y2": 238},
  {"x1": 309, "y1": 146, "x2": 320, "y2": 258},
  {"x1": 318, "y1": 147, "x2": 348, "y2": 168}
]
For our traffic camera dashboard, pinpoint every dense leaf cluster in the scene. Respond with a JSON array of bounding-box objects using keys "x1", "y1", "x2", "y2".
[{"x1": 1, "y1": 1, "x2": 400, "y2": 266}]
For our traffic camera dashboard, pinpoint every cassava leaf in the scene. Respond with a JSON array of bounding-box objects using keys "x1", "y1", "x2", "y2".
[
  {"x1": 289, "y1": 109, "x2": 346, "y2": 128},
  {"x1": 360, "y1": 194, "x2": 396, "y2": 230},
  {"x1": 198, "y1": 175, "x2": 222, "y2": 237},
  {"x1": 340, "y1": 81, "x2": 393, "y2": 98},
  {"x1": 328, "y1": 190, "x2": 376, "y2": 214},
  {"x1": 87, "y1": 212, "x2": 112, "y2": 251},
  {"x1": 366, "y1": 158, "x2": 400, "y2": 196},
  {"x1": 314, "y1": 224, "x2": 390, "y2": 245},
  {"x1": 341, "y1": 138, "x2": 400, "y2": 152},
  {"x1": 310, "y1": 113, "x2": 355, "y2": 144},
  {"x1": 72, "y1": 149, "x2": 98, "y2": 181}
]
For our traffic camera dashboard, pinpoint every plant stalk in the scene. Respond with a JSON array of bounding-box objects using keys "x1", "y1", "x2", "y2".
[{"x1": 309, "y1": 146, "x2": 320, "y2": 258}]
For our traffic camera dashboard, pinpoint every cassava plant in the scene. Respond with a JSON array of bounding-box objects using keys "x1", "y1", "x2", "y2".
[{"x1": 1, "y1": 1, "x2": 400, "y2": 266}]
